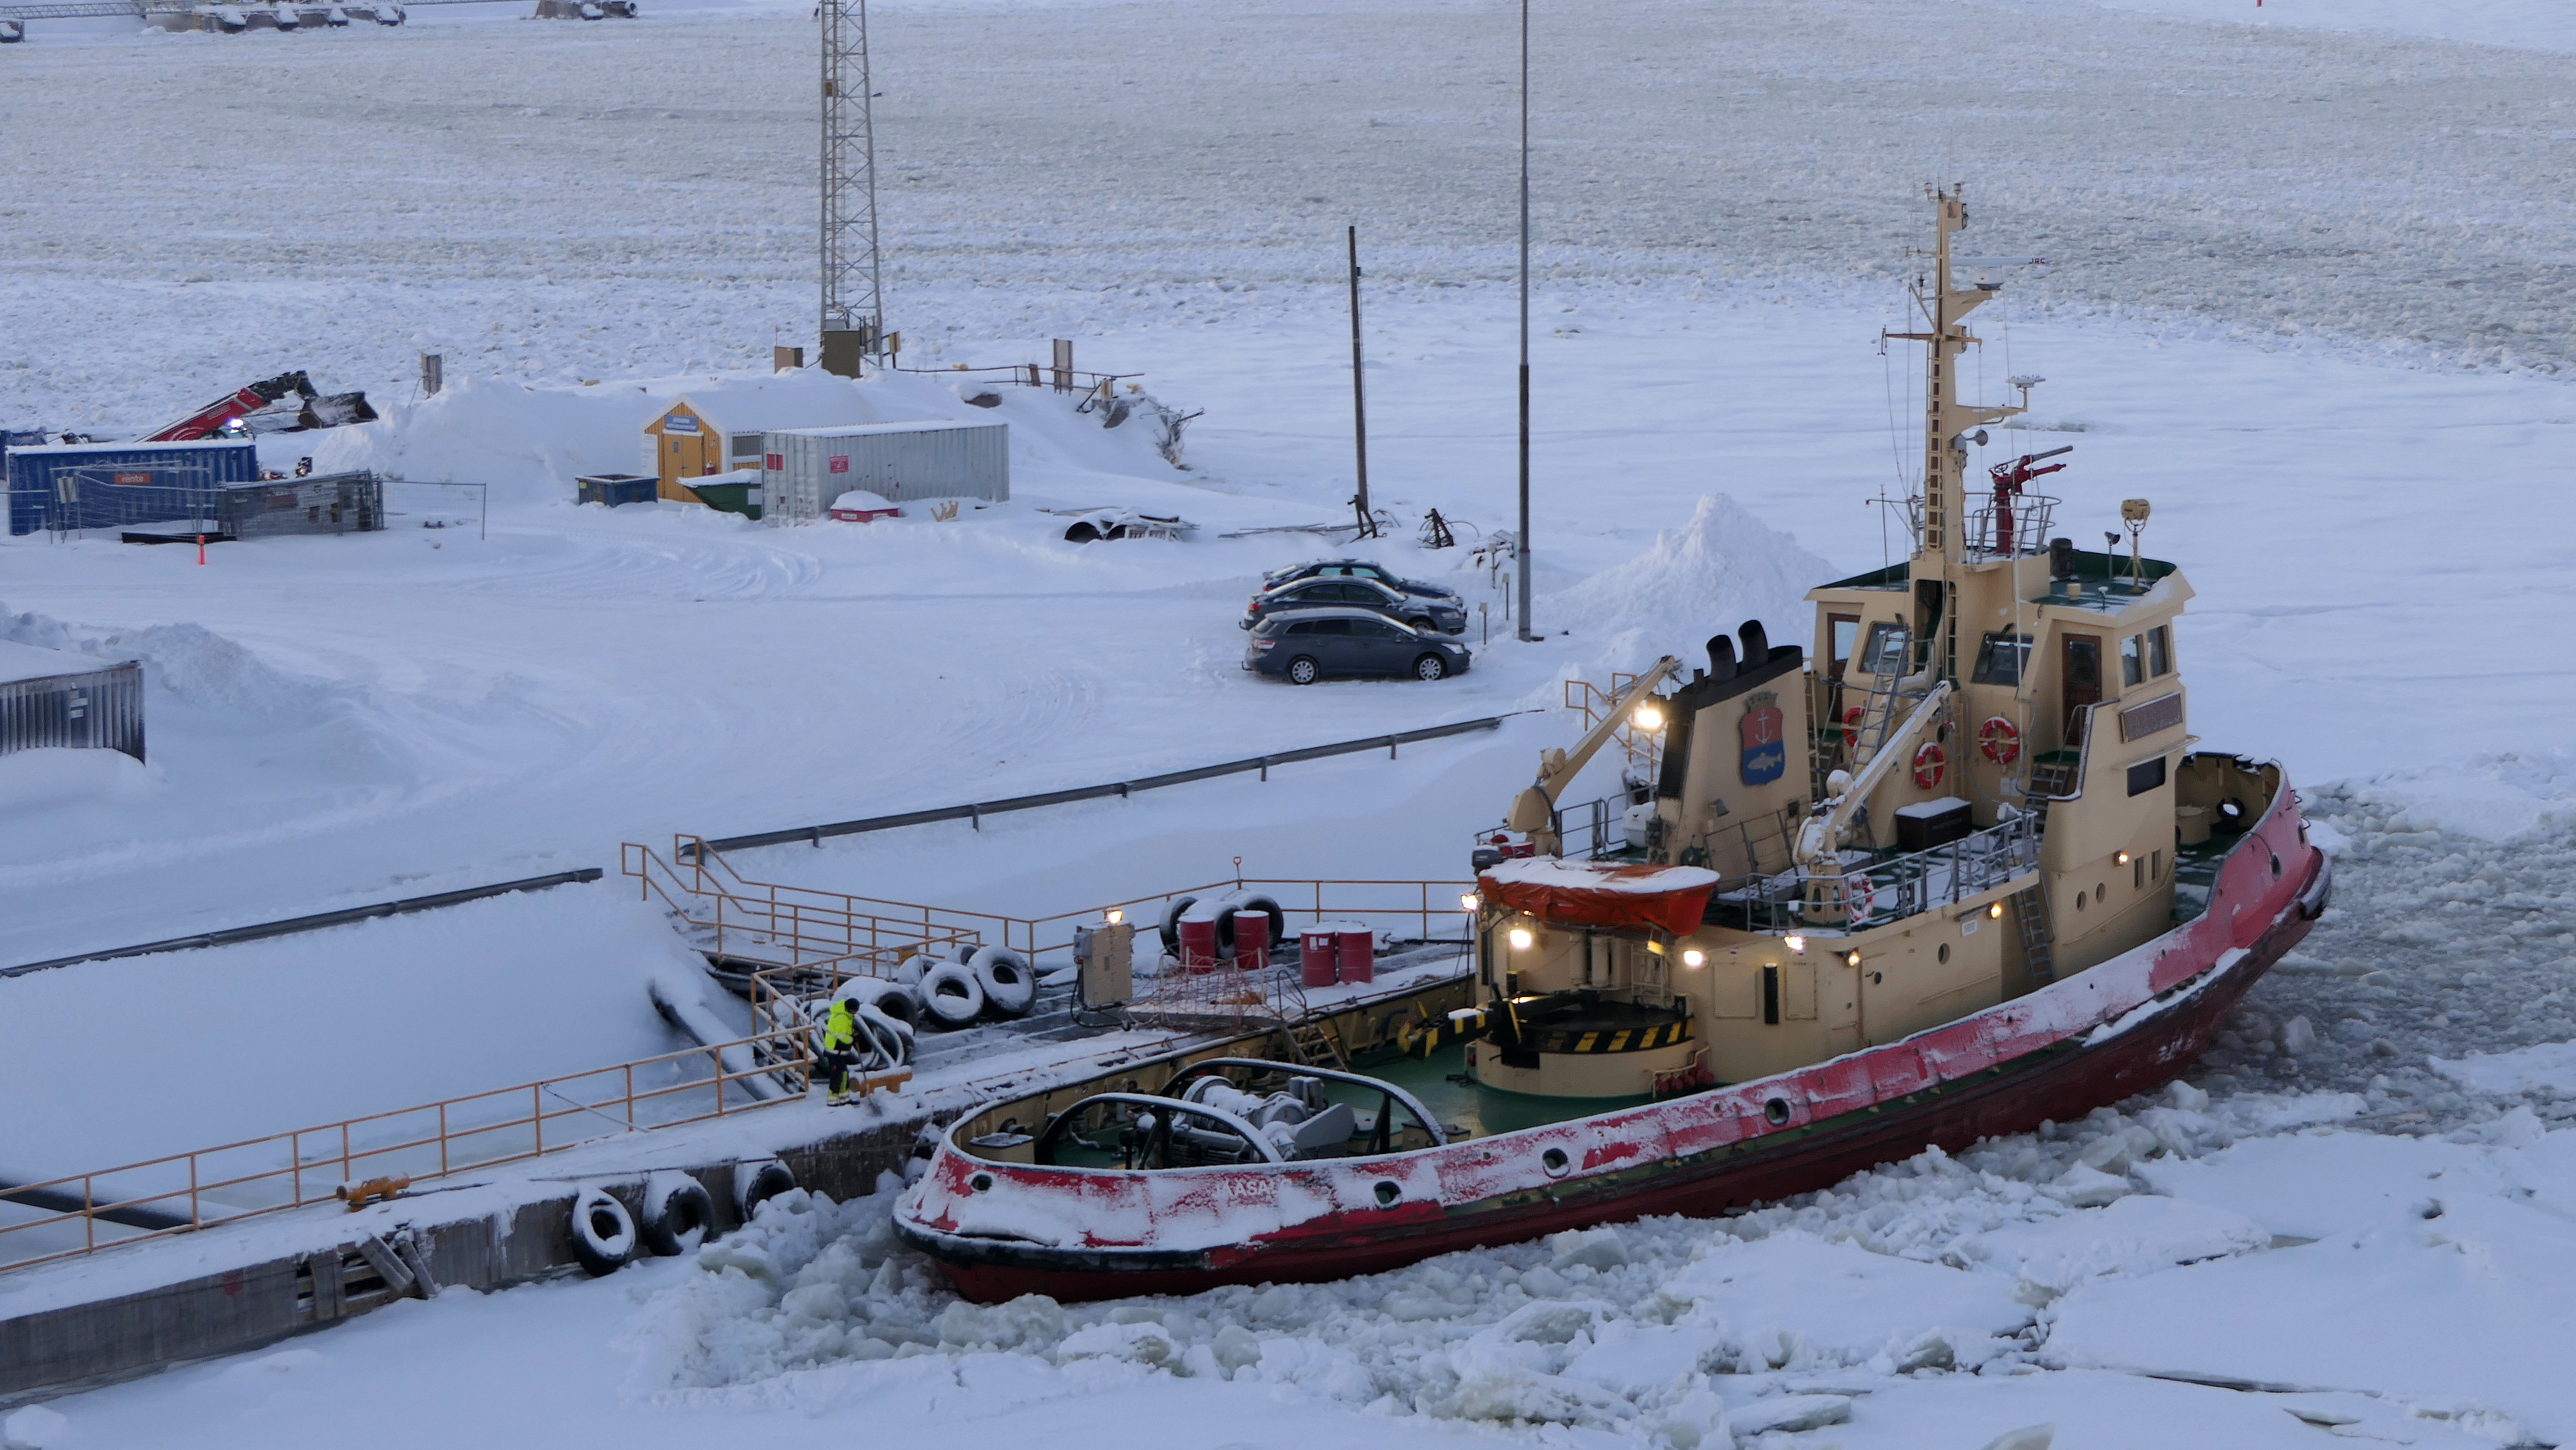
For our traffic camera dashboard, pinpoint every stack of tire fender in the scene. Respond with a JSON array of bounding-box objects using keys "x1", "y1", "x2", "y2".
[
  {"x1": 1156, "y1": 889, "x2": 1288, "y2": 972},
  {"x1": 892, "y1": 942, "x2": 1038, "y2": 1030},
  {"x1": 567, "y1": 1159, "x2": 796, "y2": 1277}
]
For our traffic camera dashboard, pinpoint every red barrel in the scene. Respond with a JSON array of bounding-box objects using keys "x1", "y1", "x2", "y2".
[
  {"x1": 1178, "y1": 916, "x2": 1218, "y2": 974},
  {"x1": 1336, "y1": 926, "x2": 1375, "y2": 985},
  {"x1": 1232, "y1": 910, "x2": 1271, "y2": 973},
  {"x1": 1300, "y1": 927, "x2": 1339, "y2": 989}
]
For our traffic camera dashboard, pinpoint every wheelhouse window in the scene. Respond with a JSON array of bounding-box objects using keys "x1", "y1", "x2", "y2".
[
  {"x1": 2121, "y1": 633, "x2": 2145, "y2": 688},
  {"x1": 1972, "y1": 632, "x2": 2032, "y2": 686},
  {"x1": 1860, "y1": 621, "x2": 1911, "y2": 677},
  {"x1": 2148, "y1": 625, "x2": 2172, "y2": 677},
  {"x1": 1827, "y1": 614, "x2": 1860, "y2": 679}
]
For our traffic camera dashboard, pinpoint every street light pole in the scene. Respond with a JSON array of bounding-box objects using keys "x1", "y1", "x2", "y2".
[{"x1": 1515, "y1": 0, "x2": 1536, "y2": 642}]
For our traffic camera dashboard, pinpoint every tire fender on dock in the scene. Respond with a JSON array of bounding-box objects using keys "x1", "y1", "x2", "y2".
[
  {"x1": 918, "y1": 959, "x2": 986, "y2": 1029},
  {"x1": 735, "y1": 1159, "x2": 796, "y2": 1220},
  {"x1": 640, "y1": 1171, "x2": 713, "y2": 1257},
  {"x1": 1213, "y1": 892, "x2": 1285, "y2": 959},
  {"x1": 970, "y1": 945, "x2": 1036, "y2": 1018},
  {"x1": 1157, "y1": 894, "x2": 1201, "y2": 959},
  {"x1": 569, "y1": 1187, "x2": 637, "y2": 1276}
]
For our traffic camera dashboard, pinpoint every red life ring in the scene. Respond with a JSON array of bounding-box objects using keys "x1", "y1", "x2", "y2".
[
  {"x1": 1912, "y1": 741, "x2": 1947, "y2": 790},
  {"x1": 1840, "y1": 706, "x2": 1865, "y2": 751},
  {"x1": 1978, "y1": 716, "x2": 2021, "y2": 765}
]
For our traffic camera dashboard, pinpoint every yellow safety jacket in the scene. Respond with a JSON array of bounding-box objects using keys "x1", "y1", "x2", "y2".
[{"x1": 822, "y1": 1001, "x2": 857, "y2": 1054}]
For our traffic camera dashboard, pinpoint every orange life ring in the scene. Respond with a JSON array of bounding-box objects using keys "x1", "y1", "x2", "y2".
[
  {"x1": 1978, "y1": 715, "x2": 2021, "y2": 765},
  {"x1": 1840, "y1": 706, "x2": 1865, "y2": 751},
  {"x1": 1912, "y1": 741, "x2": 1947, "y2": 790}
]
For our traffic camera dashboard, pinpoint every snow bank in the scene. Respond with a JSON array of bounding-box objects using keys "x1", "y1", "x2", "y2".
[{"x1": 1548, "y1": 494, "x2": 1830, "y2": 677}]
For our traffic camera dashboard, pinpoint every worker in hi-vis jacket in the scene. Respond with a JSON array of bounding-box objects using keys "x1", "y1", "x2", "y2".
[{"x1": 820, "y1": 996, "x2": 860, "y2": 1105}]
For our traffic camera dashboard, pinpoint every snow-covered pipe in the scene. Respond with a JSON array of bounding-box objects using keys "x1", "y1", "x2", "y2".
[{"x1": 647, "y1": 975, "x2": 789, "y2": 1101}]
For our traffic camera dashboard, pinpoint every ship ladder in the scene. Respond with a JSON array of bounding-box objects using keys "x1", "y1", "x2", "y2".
[
  {"x1": 1283, "y1": 1018, "x2": 1350, "y2": 1071},
  {"x1": 1845, "y1": 674, "x2": 1927, "y2": 773},
  {"x1": 2010, "y1": 885, "x2": 2057, "y2": 987}
]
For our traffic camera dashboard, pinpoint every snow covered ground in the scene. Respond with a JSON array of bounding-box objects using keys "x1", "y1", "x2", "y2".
[{"x1": 4, "y1": 0, "x2": 2576, "y2": 1442}]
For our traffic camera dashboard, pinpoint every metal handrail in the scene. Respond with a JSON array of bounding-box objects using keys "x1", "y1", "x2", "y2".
[
  {"x1": 0, "y1": 1027, "x2": 811, "y2": 1275},
  {"x1": 1706, "y1": 814, "x2": 2040, "y2": 934}
]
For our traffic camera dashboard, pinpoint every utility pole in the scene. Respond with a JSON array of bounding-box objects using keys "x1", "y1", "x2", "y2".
[
  {"x1": 1514, "y1": 0, "x2": 1536, "y2": 641},
  {"x1": 1348, "y1": 225, "x2": 1373, "y2": 539},
  {"x1": 819, "y1": 0, "x2": 885, "y2": 378}
]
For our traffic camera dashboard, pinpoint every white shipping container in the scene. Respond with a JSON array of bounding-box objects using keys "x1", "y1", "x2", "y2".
[{"x1": 760, "y1": 420, "x2": 1009, "y2": 524}]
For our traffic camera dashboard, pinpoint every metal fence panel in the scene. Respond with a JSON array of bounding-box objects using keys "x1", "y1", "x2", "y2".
[{"x1": 0, "y1": 661, "x2": 144, "y2": 762}]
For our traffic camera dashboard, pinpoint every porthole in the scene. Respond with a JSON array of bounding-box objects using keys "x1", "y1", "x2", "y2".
[
  {"x1": 1938, "y1": 943, "x2": 1951, "y2": 965},
  {"x1": 1763, "y1": 1096, "x2": 1792, "y2": 1127},
  {"x1": 1374, "y1": 1180, "x2": 1402, "y2": 1207},
  {"x1": 1541, "y1": 1147, "x2": 1570, "y2": 1178},
  {"x1": 2270, "y1": 853, "x2": 2282, "y2": 880},
  {"x1": 2095, "y1": 882, "x2": 2108, "y2": 902},
  {"x1": 968, "y1": 1173, "x2": 995, "y2": 1193},
  {"x1": 2075, "y1": 893, "x2": 2086, "y2": 913}
]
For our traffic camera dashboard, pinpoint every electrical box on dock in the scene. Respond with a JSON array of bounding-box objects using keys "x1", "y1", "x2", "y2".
[{"x1": 1074, "y1": 922, "x2": 1132, "y2": 1010}]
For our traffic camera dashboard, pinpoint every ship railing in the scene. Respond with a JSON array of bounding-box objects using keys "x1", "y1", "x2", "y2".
[
  {"x1": 1963, "y1": 494, "x2": 2061, "y2": 560},
  {"x1": 1706, "y1": 814, "x2": 2040, "y2": 933}
]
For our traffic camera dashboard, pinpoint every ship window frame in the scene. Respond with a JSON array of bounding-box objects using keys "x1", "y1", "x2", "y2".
[
  {"x1": 2127, "y1": 756, "x2": 2169, "y2": 798},
  {"x1": 2148, "y1": 624, "x2": 2172, "y2": 678},
  {"x1": 1859, "y1": 621, "x2": 1911, "y2": 677},
  {"x1": 1972, "y1": 631, "x2": 2032, "y2": 686},
  {"x1": 1760, "y1": 964, "x2": 1782, "y2": 1025},
  {"x1": 2120, "y1": 633, "x2": 2145, "y2": 688}
]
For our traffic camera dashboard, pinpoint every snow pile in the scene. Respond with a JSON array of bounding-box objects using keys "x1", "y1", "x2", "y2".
[{"x1": 1549, "y1": 494, "x2": 1831, "y2": 676}]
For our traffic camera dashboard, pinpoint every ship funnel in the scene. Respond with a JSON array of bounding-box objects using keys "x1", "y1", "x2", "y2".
[
  {"x1": 1738, "y1": 619, "x2": 1770, "y2": 665},
  {"x1": 1704, "y1": 634, "x2": 1737, "y2": 680}
]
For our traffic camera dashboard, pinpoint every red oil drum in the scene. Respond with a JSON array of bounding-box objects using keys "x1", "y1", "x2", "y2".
[
  {"x1": 1178, "y1": 916, "x2": 1218, "y2": 974},
  {"x1": 1300, "y1": 927, "x2": 1339, "y2": 988},
  {"x1": 1232, "y1": 910, "x2": 1271, "y2": 973},
  {"x1": 1336, "y1": 926, "x2": 1375, "y2": 985}
]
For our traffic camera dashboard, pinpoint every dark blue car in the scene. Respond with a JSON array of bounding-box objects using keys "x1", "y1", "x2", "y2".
[{"x1": 1243, "y1": 606, "x2": 1471, "y2": 684}]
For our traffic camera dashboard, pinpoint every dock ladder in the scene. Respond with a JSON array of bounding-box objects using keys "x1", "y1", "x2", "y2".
[{"x1": 1282, "y1": 1018, "x2": 1350, "y2": 1071}]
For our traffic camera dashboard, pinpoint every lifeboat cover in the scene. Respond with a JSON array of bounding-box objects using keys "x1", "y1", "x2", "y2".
[{"x1": 1476, "y1": 856, "x2": 1722, "y2": 936}]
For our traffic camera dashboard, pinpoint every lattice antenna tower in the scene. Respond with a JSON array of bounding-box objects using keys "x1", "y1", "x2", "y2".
[{"x1": 819, "y1": 0, "x2": 885, "y2": 377}]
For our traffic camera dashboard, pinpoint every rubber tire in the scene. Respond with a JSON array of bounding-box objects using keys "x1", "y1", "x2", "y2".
[
  {"x1": 1065, "y1": 522, "x2": 1100, "y2": 543},
  {"x1": 918, "y1": 959, "x2": 986, "y2": 1029},
  {"x1": 640, "y1": 1172, "x2": 713, "y2": 1257},
  {"x1": 1414, "y1": 653, "x2": 1448, "y2": 681},
  {"x1": 845, "y1": 976, "x2": 918, "y2": 1030},
  {"x1": 569, "y1": 1188, "x2": 636, "y2": 1277},
  {"x1": 894, "y1": 953, "x2": 930, "y2": 988},
  {"x1": 970, "y1": 944, "x2": 1037, "y2": 1019},
  {"x1": 1285, "y1": 655, "x2": 1320, "y2": 685},
  {"x1": 1212, "y1": 892, "x2": 1286, "y2": 959},
  {"x1": 1158, "y1": 894, "x2": 1201, "y2": 959},
  {"x1": 736, "y1": 1160, "x2": 795, "y2": 1220}
]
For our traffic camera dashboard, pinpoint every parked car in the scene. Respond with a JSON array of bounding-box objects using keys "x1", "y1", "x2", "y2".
[
  {"x1": 1243, "y1": 574, "x2": 1468, "y2": 635},
  {"x1": 1260, "y1": 557, "x2": 1462, "y2": 604},
  {"x1": 1243, "y1": 607, "x2": 1471, "y2": 684}
]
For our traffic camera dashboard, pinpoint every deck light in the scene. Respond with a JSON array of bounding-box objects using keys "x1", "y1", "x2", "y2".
[
  {"x1": 2116, "y1": 851, "x2": 2132, "y2": 866},
  {"x1": 1460, "y1": 892, "x2": 1481, "y2": 913},
  {"x1": 1988, "y1": 902, "x2": 2004, "y2": 919},
  {"x1": 1846, "y1": 951, "x2": 1863, "y2": 968},
  {"x1": 1682, "y1": 949, "x2": 1705, "y2": 967},
  {"x1": 1784, "y1": 934, "x2": 1807, "y2": 954},
  {"x1": 1633, "y1": 702, "x2": 1664, "y2": 731},
  {"x1": 1104, "y1": 909, "x2": 1123, "y2": 925},
  {"x1": 1508, "y1": 926, "x2": 1534, "y2": 951}
]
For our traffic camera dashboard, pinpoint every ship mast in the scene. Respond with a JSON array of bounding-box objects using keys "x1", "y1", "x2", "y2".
[{"x1": 1888, "y1": 185, "x2": 2029, "y2": 676}]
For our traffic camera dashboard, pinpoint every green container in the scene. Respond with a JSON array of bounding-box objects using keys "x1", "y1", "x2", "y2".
[{"x1": 685, "y1": 476, "x2": 763, "y2": 521}]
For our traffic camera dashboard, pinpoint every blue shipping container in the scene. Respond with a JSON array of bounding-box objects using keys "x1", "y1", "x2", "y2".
[{"x1": 5, "y1": 439, "x2": 260, "y2": 536}]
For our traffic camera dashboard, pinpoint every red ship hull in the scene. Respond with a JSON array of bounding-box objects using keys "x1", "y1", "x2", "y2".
[{"x1": 900, "y1": 769, "x2": 2328, "y2": 1304}]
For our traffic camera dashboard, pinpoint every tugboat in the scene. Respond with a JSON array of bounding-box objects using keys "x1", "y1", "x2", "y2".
[{"x1": 896, "y1": 190, "x2": 2332, "y2": 1302}]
